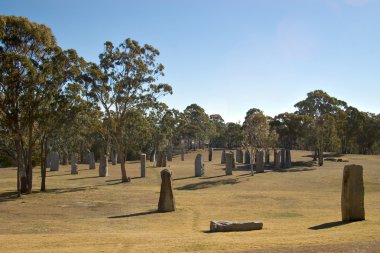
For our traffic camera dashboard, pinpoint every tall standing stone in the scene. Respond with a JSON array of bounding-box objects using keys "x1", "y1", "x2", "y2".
[
  {"x1": 89, "y1": 152, "x2": 96, "y2": 170},
  {"x1": 167, "y1": 146, "x2": 173, "y2": 162},
  {"x1": 99, "y1": 155, "x2": 108, "y2": 177},
  {"x1": 195, "y1": 154, "x2": 205, "y2": 177},
  {"x1": 208, "y1": 148, "x2": 213, "y2": 162},
  {"x1": 45, "y1": 152, "x2": 51, "y2": 169},
  {"x1": 256, "y1": 150, "x2": 264, "y2": 173},
  {"x1": 280, "y1": 148, "x2": 286, "y2": 169},
  {"x1": 158, "y1": 169, "x2": 175, "y2": 212},
  {"x1": 150, "y1": 149, "x2": 156, "y2": 162},
  {"x1": 50, "y1": 152, "x2": 60, "y2": 171},
  {"x1": 265, "y1": 149, "x2": 270, "y2": 164},
  {"x1": 225, "y1": 152, "x2": 233, "y2": 175},
  {"x1": 162, "y1": 152, "x2": 167, "y2": 167},
  {"x1": 286, "y1": 149, "x2": 291, "y2": 168},
  {"x1": 156, "y1": 152, "x2": 162, "y2": 167},
  {"x1": 70, "y1": 153, "x2": 78, "y2": 175},
  {"x1": 318, "y1": 149, "x2": 324, "y2": 166},
  {"x1": 236, "y1": 149, "x2": 243, "y2": 163},
  {"x1": 221, "y1": 149, "x2": 226, "y2": 164},
  {"x1": 341, "y1": 164, "x2": 365, "y2": 221},
  {"x1": 140, "y1": 153, "x2": 146, "y2": 178},
  {"x1": 245, "y1": 150, "x2": 251, "y2": 164},
  {"x1": 274, "y1": 149, "x2": 281, "y2": 169},
  {"x1": 181, "y1": 148, "x2": 185, "y2": 161}
]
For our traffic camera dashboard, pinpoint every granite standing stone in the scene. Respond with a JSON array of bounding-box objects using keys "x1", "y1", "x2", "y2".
[
  {"x1": 256, "y1": 150, "x2": 264, "y2": 173},
  {"x1": 111, "y1": 150, "x2": 117, "y2": 165},
  {"x1": 208, "y1": 148, "x2": 213, "y2": 162},
  {"x1": 162, "y1": 152, "x2": 167, "y2": 167},
  {"x1": 280, "y1": 148, "x2": 286, "y2": 169},
  {"x1": 245, "y1": 150, "x2": 251, "y2": 164},
  {"x1": 45, "y1": 152, "x2": 51, "y2": 169},
  {"x1": 221, "y1": 149, "x2": 226, "y2": 164},
  {"x1": 167, "y1": 147, "x2": 173, "y2": 162},
  {"x1": 286, "y1": 149, "x2": 291, "y2": 168},
  {"x1": 70, "y1": 153, "x2": 78, "y2": 174},
  {"x1": 156, "y1": 152, "x2": 162, "y2": 167},
  {"x1": 225, "y1": 152, "x2": 233, "y2": 175},
  {"x1": 89, "y1": 152, "x2": 96, "y2": 170},
  {"x1": 181, "y1": 148, "x2": 185, "y2": 161},
  {"x1": 341, "y1": 164, "x2": 365, "y2": 221},
  {"x1": 265, "y1": 149, "x2": 270, "y2": 164},
  {"x1": 50, "y1": 152, "x2": 60, "y2": 171},
  {"x1": 237, "y1": 149, "x2": 243, "y2": 163},
  {"x1": 99, "y1": 155, "x2": 108, "y2": 177},
  {"x1": 195, "y1": 154, "x2": 205, "y2": 177},
  {"x1": 274, "y1": 149, "x2": 281, "y2": 169},
  {"x1": 140, "y1": 153, "x2": 146, "y2": 178},
  {"x1": 158, "y1": 169, "x2": 175, "y2": 212}
]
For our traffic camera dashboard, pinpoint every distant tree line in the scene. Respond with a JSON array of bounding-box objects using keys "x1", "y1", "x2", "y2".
[{"x1": 1, "y1": 16, "x2": 380, "y2": 196}]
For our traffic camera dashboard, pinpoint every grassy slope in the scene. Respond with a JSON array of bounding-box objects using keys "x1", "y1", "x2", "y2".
[{"x1": 0, "y1": 150, "x2": 379, "y2": 252}]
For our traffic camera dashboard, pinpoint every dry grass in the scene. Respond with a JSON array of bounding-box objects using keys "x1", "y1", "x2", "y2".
[{"x1": 0, "y1": 150, "x2": 379, "y2": 252}]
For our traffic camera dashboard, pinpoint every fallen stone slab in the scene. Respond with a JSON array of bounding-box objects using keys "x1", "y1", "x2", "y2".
[{"x1": 210, "y1": 221, "x2": 263, "y2": 232}]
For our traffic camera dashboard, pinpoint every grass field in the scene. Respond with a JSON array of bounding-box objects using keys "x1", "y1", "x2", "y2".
[{"x1": 0, "y1": 150, "x2": 379, "y2": 253}]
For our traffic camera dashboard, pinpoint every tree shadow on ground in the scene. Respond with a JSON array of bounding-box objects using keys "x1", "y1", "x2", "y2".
[
  {"x1": 308, "y1": 221, "x2": 355, "y2": 230},
  {"x1": 45, "y1": 172, "x2": 72, "y2": 177},
  {"x1": 200, "y1": 175, "x2": 225, "y2": 180},
  {"x1": 176, "y1": 178, "x2": 240, "y2": 191},
  {"x1": 45, "y1": 186, "x2": 92, "y2": 194},
  {"x1": 0, "y1": 191, "x2": 19, "y2": 203},
  {"x1": 67, "y1": 176, "x2": 100, "y2": 181},
  {"x1": 108, "y1": 210, "x2": 158, "y2": 219},
  {"x1": 303, "y1": 152, "x2": 345, "y2": 158}
]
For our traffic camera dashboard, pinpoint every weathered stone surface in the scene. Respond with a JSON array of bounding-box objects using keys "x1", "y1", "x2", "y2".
[
  {"x1": 274, "y1": 149, "x2": 281, "y2": 169},
  {"x1": 286, "y1": 149, "x2": 291, "y2": 168},
  {"x1": 150, "y1": 150, "x2": 156, "y2": 163},
  {"x1": 280, "y1": 148, "x2": 286, "y2": 169},
  {"x1": 156, "y1": 152, "x2": 162, "y2": 167},
  {"x1": 210, "y1": 221, "x2": 263, "y2": 232},
  {"x1": 225, "y1": 152, "x2": 233, "y2": 175},
  {"x1": 89, "y1": 152, "x2": 96, "y2": 170},
  {"x1": 50, "y1": 152, "x2": 60, "y2": 171},
  {"x1": 167, "y1": 146, "x2": 173, "y2": 162},
  {"x1": 140, "y1": 153, "x2": 146, "y2": 178},
  {"x1": 70, "y1": 153, "x2": 78, "y2": 175},
  {"x1": 265, "y1": 149, "x2": 270, "y2": 164},
  {"x1": 245, "y1": 150, "x2": 251, "y2": 164},
  {"x1": 99, "y1": 155, "x2": 108, "y2": 177},
  {"x1": 256, "y1": 150, "x2": 264, "y2": 173},
  {"x1": 195, "y1": 154, "x2": 205, "y2": 177},
  {"x1": 158, "y1": 169, "x2": 175, "y2": 212},
  {"x1": 237, "y1": 149, "x2": 243, "y2": 163},
  {"x1": 181, "y1": 148, "x2": 185, "y2": 161},
  {"x1": 341, "y1": 164, "x2": 365, "y2": 221},
  {"x1": 162, "y1": 152, "x2": 167, "y2": 167},
  {"x1": 221, "y1": 149, "x2": 226, "y2": 164},
  {"x1": 45, "y1": 152, "x2": 51, "y2": 169},
  {"x1": 318, "y1": 149, "x2": 324, "y2": 166},
  {"x1": 208, "y1": 148, "x2": 213, "y2": 162}
]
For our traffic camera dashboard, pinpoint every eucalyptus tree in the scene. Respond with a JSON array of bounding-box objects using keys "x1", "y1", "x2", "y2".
[
  {"x1": 243, "y1": 108, "x2": 269, "y2": 148},
  {"x1": 86, "y1": 38, "x2": 172, "y2": 182}
]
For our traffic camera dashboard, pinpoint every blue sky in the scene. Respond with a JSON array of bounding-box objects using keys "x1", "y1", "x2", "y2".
[{"x1": 1, "y1": 0, "x2": 379, "y2": 123}]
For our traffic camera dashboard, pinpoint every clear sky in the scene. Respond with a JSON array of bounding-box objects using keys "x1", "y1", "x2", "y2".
[{"x1": 1, "y1": 0, "x2": 379, "y2": 123}]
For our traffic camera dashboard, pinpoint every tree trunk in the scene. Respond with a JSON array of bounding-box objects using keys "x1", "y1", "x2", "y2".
[
  {"x1": 118, "y1": 147, "x2": 130, "y2": 182},
  {"x1": 26, "y1": 123, "x2": 33, "y2": 194},
  {"x1": 16, "y1": 137, "x2": 28, "y2": 194}
]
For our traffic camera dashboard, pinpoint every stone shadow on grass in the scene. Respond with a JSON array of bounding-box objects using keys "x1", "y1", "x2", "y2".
[
  {"x1": 309, "y1": 221, "x2": 352, "y2": 230},
  {"x1": 67, "y1": 176, "x2": 100, "y2": 180},
  {"x1": 108, "y1": 210, "x2": 158, "y2": 219},
  {"x1": 0, "y1": 191, "x2": 19, "y2": 203},
  {"x1": 176, "y1": 178, "x2": 240, "y2": 191},
  {"x1": 173, "y1": 176, "x2": 196, "y2": 181}
]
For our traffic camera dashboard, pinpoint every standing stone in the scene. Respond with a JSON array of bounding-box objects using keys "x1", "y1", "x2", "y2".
[
  {"x1": 341, "y1": 164, "x2": 365, "y2": 221},
  {"x1": 61, "y1": 150, "x2": 68, "y2": 165},
  {"x1": 245, "y1": 150, "x2": 251, "y2": 164},
  {"x1": 156, "y1": 152, "x2": 162, "y2": 167},
  {"x1": 286, "y1": 149, "x2": 291, "y2": 168},
  {"x1": 265, "y1": 149, "x2": 270, "y2": 164},
  {"x1": 195, "y1": 154, "x2": 205, "y2": 177},
  {"x1": 318, "y1": 149, "x2": 324, "y2": 166},
  {"x1": 89, "y1": 152, "x2": 96, "y2": 170},
  {"x1": 221, "y1": 149, "x2": 226, "y2": 164},
  {"x1": 162, "y1": 152, "x2": 167, "y2": 167},
  {"x1": 70, "y1": 153, "x2": 78, "y2": 175},
  {"x1": 140, "y1": 153, "x2": 146, "y2": 178},
  {"x1": 167, "y1": 146, "x2": 173, "y2": 162},
  {"x1": 274, "y1": 149, "x2": 281, "y2": 169},
  {"x1": 158, "y1": 169, "x2": 175, "y2": 212},
  {"x1": 280, "y1": 148, "x2": 286, "y2": 169},
  {"x1": 236, "y1": 149, "x2": 243, "y2": 163},
  {"x1": 50, "y1": 152, "x2": 60, "y2": 171},
  {"x1": 225, "y1": 152, "x2": 233, "y2": 175},
  {"x1": 150, "y1": 149, "x2": 156, "y2": 162},
  {"x1": 111, "y1": 150, "x2": 117, "y2": 165},
  {"x1": 45, "y1": 152, "x2": 51, "y2": 169},
  {"x1": 99, "y1": 155, "x2": 108, "y2": 177},
  {"x1": 208, "y1": 148, "x2": 213, "y2": 162},
  {"x1": 181, "y1": 148, "x2": 185, "y2": 161},
  {"x1": 256, "y1": 150, "x2": 264, "y2": 173}
]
